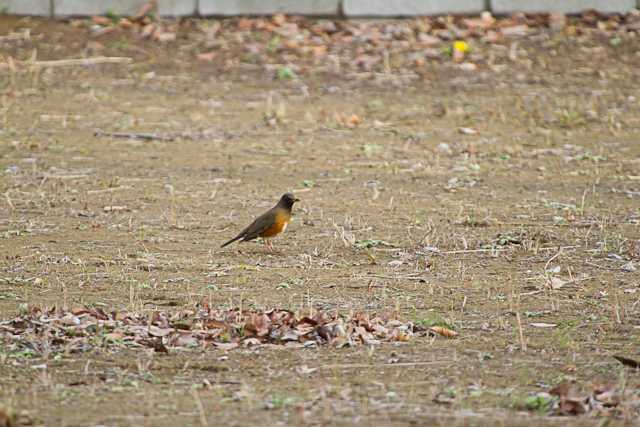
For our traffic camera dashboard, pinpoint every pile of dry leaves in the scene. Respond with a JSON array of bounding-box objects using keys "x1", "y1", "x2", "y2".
[
  {"x1": 73, "y1": 3, "x2": 640, "y2": 76},
  {"x1": 0, "y1": 303, "x2": 455, "y2": 354},
  {"x1": 548, "y1": 380, "x2": 640, "y2": 419}
]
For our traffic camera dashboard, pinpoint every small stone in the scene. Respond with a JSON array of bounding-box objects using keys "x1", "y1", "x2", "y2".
[
  {"x1": 437, "y1": 143, "x2": 452, "y2": 154},
  {"x1": 622, "y1": 262, "x2": 636, "y2": 272}
]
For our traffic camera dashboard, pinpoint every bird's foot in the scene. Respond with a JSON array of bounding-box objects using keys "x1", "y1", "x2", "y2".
[{"x1": 265, "y1": 240, "x2": 274, "y2": 253}]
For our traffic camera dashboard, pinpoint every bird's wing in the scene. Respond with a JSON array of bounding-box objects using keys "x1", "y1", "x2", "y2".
[{"x1": 239, "y1": 209, "x2": 278, "y2": 241}]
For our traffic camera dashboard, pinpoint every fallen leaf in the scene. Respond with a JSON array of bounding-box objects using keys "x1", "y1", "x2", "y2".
[
  {"x1": 104, "y1": 331, "x2": 124, "y2": 341},
  {"x1": 530, "y1": 322, "x2": 557, "y2": 328},
  {"x1": 71, "y1": 306, "x2": 90, "y2": 316},
  {"x1": 148, "y1": 325, "x2": 174, "y2": 337},
  {"x1": 103, "y1": 205, "x2": 129, "y2": 212},
  {"x1": 91, "y1": 16, "x2": 112, "y2": 26},
  {"x1": 558, "y1": 396, "x2": 589, "y2": 415},
  {"x1": 458, "y1": 127, "x2": 477, "y2": 135},
  {"x1": 215, "y1": 342, "x2": 240, "y2": 351},
  {"x1": 296, "y1": 365, "x2": 318, "y2": 375},
  {"x1": 429, "y1": 326, "x2": 457, "y2": 338},
  {"x1": 613, "y1": 355, "x2": 640, "y2": 369},
  {"x1": 550, "y1": 381, "x2": 571, "y2": 397},
  {"x1": 133, "y1": 0, "x2": 156, "y2": 22},
  {"x1": 197, "y1": 51, "x2": 218, "y2": 62},
  {"x1": 501, "y1": 24, "x2": 529, "y2": 37},
  {"x1": 168, "y1": 332, "x2": 199, "y2": 347},
  {"x1": 140, "y1": 337, "x2": 168, "y2": 353}
]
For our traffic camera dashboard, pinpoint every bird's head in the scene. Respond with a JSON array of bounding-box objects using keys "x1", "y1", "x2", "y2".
[{"x1": 278, "y1": 193, "x2": 300, "y2": 209}]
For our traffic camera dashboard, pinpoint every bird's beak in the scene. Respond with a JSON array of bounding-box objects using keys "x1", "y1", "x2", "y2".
[{"x1": 294, "y1": 198, "x2": 300, "y2": 202}]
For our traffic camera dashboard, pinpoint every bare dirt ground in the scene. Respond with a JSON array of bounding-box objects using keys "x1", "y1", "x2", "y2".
[{"x1": 1, "y1": 13, "x2": 639, "y2": 427}]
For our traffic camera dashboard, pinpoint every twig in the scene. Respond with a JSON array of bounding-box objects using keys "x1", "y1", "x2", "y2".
[
  {"x1": 43, "y1": 174, "x2": 89, "y2": 180},
  {"x1": 497, "y1": 222, "x2": 597, "y2": 228},
  {"x1": 0, "y1": 56, "x2": 133, "y2": 72},
  {"x1": 3, "y1": 193, "x2": 14, "y2": 211},
  {"x1": 322, "y1": 283, "x2": 387, "y2": 289},
  {"x1": 86, "y1": 186, "x2": 132, "y2": 194},
  {"x1": 365, "y1": 274, "x2": 427, "y2": 282},
  {"x1": 516, "y1": 310, "x2": 527, "y2": 352},
  {"x1": 94, "y1": 129, "x2": 174, "y2": 142},
  {"x1": 0, "y1": 30, "x2": 30, "y2": 43},
  {"x1": 518, "y1": 290, "x2": 544, "y2": 297},
  {"x1": 440, "y1": 248, "x2": 510, "y2": 254},
  {"x1": 321, "y1": 361, "x2": 449, "y2": 370},
  {"x1": 440, "y1": 246, "x2": 578, "y2": 255},
  {"x1": 544, "y1": 247, "x2": 564, "y2": 272},
  {"x1": 585, "y1": 261, "x2": 616, "y2": 270},
  {"x1": 190, "y1": 389, "x2": 208, "y2": 427}
]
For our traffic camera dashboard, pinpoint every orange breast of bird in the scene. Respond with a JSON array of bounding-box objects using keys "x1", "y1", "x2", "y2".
[{"x1": 259, "y1": 211, "x2": 290, "y2": 238}]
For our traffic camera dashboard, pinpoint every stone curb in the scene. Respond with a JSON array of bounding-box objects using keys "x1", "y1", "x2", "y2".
[
  {"x1": 342, "y1": 0, "x2": 484, "y2": 17},
  {"x1": 1, "y1": 0, "x2": 638, "y2": 18},
  {"x1": 199, "y1": 0, "x2": 340, "y2": 16},
  {"x1": 492, "y1": 0, "x2": 637, "y2": 14}
]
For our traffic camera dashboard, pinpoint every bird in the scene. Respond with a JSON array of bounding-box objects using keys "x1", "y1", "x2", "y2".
[{"x1": 221, "y1": 193, "x2": 300, "y2": 252}]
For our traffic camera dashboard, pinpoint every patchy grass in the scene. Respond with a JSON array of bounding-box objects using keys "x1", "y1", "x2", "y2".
[{"x1": 0, "y1": 15, "x2": 639, "y2": 427}]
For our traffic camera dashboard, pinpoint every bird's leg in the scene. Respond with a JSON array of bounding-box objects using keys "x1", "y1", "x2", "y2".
[{"x1": 265, "y1": 239, "x2": 274, "y2": 253}]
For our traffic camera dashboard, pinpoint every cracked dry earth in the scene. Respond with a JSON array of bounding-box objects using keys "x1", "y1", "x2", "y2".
[{"x1": 1, "y1": 17, "x2": 640, "y2": 427}]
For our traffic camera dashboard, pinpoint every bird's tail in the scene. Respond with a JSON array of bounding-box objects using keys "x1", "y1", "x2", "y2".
[{"x1": 220, "y1": 235, "x2": 242, "y2": 248}]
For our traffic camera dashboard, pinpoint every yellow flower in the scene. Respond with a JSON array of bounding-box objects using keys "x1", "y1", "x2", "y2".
[{"x1": 453, "y1": 40, "x2": 470, "y2": 54}]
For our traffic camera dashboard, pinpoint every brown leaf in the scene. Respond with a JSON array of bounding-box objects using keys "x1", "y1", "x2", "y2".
[
  {"x1": 91, "y1": 16, "x2": 112, "y2": 26},
  {"x1": 204, "y1": 319, "x2": 228, "y2": 330},
  {"x1": 113, "y1": 311, "x2": 130, "y2": 321},
  {"x1": 151, "y1": 311, "x2": 170, "y2": 328},
  {"x1": 313, "y1": 311, "x2": 332, "y2": 325},
  {"x1": 558, "y1": 396, "x2": 589, "y2": 415},
  {"x1": 272, "y1": 14, "x2": 286, "y2": 26},
  {"x1": 155, "y1": 32, "x2": 176, "y2": 43},
  {"x1": 168, "y1": 332, "x2": 199, "y2": 347},
  {"x1": 197, "y1": 51, "x2": 218, "y2": 62},
  {"x1": 104, "y1": 331, "x2": 124, "y2": 341},
  {"x1": 593, "y1": 383, "x2": 620, "y2": 406},
  {"x1": 91, "y1": 307, "x2": 109, "y2": 320},
  {"x1": 429, "y1": 326, "x2": 457, "y2": 338},
  {"x1": 214, "y1": 342, "x2": 239, "y2": 351},
  {"x1": 242, "y1": 338, "x2": 261, "y2": 347},
  {"x1": 118, "y1": 18, "x2": 133, "y2": 29},
  {"x1": 280, "y1": 329, "x2": 300, "y2": 342},
  {"x1": 244, "y1": 313, "x2": 271, "y2": 337},
  {"x1": 613, "y1": 355, "x2": 640, "y2": 369},
  {"x1": 71, "y1": 306, "x2": 90, "y2": 316},
  {"x1": 132, "y1": 0, "x2": 156, "y2": 22},
  {"x1": 0, "y1": 406, "x2": 16, "y2": 427},
  {"x1": 297, "y1": 317, "x2": 317, "y2": 327},
  {"x1": 237, "y1": 18, "x2": 253, "y2": 31},
  {"x1": 500, "y1": 25, "x2": 529, "y2": 37},
  {"x1": 148, "y1": 325, "x2": 174, "y2": 337},
  {"x1": 550, "y1": 381, "x2": 571, "y2": 397},
  {"x1": 330, "y1": 336, "x2": 351, "y2": 348},
  {"x1": 316, "y1": 325, "x2": 333, "y2": 341},
  {"x1": 140, "y1": 337, "x2": 168, "y2": 353},
  {"x1": 141, "y1": 24, "x2": 156, "y2": 39}
]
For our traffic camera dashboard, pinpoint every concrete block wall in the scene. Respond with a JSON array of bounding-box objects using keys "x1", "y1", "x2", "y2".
[
  {"x1": 342, "y1": 0, "x2": 484, "y2": 17},
  {"x1": 200, "y1": 0, "x2": 340, "y2": 16},
  {"x1": 53, "y1": 0, "x2": 196, "y2": 17},
  {"x1": 1, "y1": 0, "x2": 638, "y2": 18},
  {"x1": 492, "y1": 0, "x2": 637, "y2": 14},
  {"x1": 0, "y1": 0, "x2": 51, "y2": 16}
]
